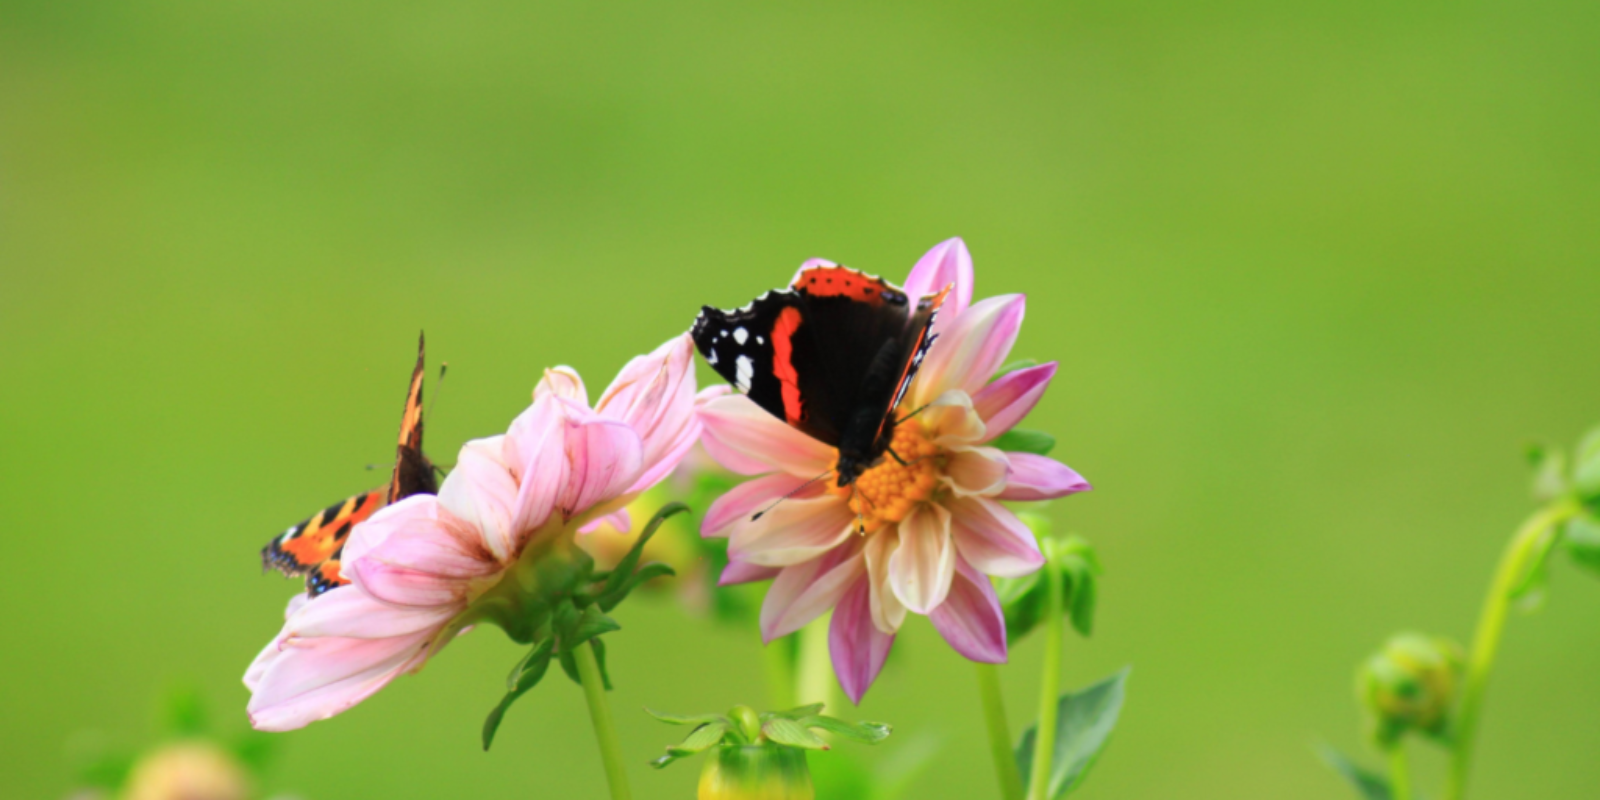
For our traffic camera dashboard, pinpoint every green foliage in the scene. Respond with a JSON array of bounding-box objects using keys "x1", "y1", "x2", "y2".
[
  {"x1": 650, "y1": 703, "x2": 891, "y2": 770},
  {"x1": 1317, "y1": 745, "x2": 1393, "y2": 800},
  {"x1": 992, "y1": 428, "x2": 1057, "y2": 456},
  {"x1": 999, "y1": 535, "x2": 1101, "y2": 644},
  {"x1": 1564, "y1": 513, "x2": 1600, "y2": 577},
  {"x1": 1014, "y1": 668, "x2": 1129, "y2": 798},
  {"x1": 480, "y1": 503, "x2": 688, "y2": 750}
]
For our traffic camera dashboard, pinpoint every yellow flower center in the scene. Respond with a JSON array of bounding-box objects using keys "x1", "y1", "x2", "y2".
[{"x1": 838, "y1": 420, "x2": 943, "y2": 534}]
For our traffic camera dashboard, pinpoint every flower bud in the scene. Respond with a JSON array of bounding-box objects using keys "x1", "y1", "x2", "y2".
[
  {"x1": 1357, "y1": 633, "x2": 1464, "y2": 749},
  {"x1": 698, "y1": 744, "x2": 815, "y2": 800},
  {"x1": 120, "y1": 741, "x2": 251, "y2": 800}
]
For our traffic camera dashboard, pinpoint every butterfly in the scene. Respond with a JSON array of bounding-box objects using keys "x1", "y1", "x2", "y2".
[
  {"x1": 692, "y1": 264, "x2": 950, "y2": 487},
  {"x1": 261, "y1": 334, "x2": 440, "y2": 596}
]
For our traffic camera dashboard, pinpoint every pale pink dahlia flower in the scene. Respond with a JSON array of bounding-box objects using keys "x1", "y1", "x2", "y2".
[
  {"x1": 245, "y1": 334, "x2": 699, "y2": 731},
  {"x1": 700, "y1": 239, "x2": 1090, "y2": 702}
]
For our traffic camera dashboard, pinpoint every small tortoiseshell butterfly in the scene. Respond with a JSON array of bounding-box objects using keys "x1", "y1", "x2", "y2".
[
  {"x1": 692, "y1": 265, "x2": 949, "y2": 487},
  {"x1": 261, "y1": 334, "x2": 439, "y2": 596}
]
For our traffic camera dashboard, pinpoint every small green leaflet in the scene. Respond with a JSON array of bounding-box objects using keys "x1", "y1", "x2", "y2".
[
  {"x1": 1317, "y1": 745, "x2": 1393, "y2": 800},
  {"x1": 1015, "y1": 668, "x2": 1128, "y2": 798},
  {"x1": 992, "y1": 428, "x2": 1056, "y2": 457}
]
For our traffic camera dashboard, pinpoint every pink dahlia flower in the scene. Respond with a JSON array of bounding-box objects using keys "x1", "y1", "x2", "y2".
[
  {"x1": 245, "y1": 334, "x2": 699, "y2": 731},
  {"x1": 700, "y1": 239, "x2": 1090, "y2": 703}
]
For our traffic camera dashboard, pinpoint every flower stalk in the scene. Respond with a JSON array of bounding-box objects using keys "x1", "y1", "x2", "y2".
[
  {"x1": 576, "y1": 640, "x2": 633, "y2": 800},
  {"x1": 1388, "y1": 741, "x2": 1412, "y2": 800},
  {"x1": 974, "y1": 662, "x2": 1025, "y2": 800},
  {"x1": 1444, "y1": 497, "x2": 1581, "y2": 800},
  {"x1": 1026, "y1": 542, "x2": 1065, "y2": 800}
]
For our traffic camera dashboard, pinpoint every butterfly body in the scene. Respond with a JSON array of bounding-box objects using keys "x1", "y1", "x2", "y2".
[
  {"x1": 262, "y1": 334, "x2": 438, "y2": 596},
  {"x1": 692, "y1": 265, "x2": 949, "y2": 487}
]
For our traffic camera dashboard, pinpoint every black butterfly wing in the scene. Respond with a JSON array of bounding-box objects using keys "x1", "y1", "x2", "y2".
[{"x1": 693, "y1": 291, "x2": 845, "y2": 446}]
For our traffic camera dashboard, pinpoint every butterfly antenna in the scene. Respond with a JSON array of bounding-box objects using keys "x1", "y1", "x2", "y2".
[
  {"x1": 425, "y1": 362, "x2": 449, "y2": 424},
  {"x1": 751, "y1": 468, "x2": 836, "y2": 521}
]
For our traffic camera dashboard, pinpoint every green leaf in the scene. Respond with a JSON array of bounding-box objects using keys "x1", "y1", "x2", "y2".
[
  {"x1": 483, "y1": 639, "x2": 556, "y2": 750},
  {"x1": 1574, "y1": 426, "x2": 1600, "y2": 501},
  {"x1": 671, "y1": 721, "x2": 730, "y2": 756},
  {"x1": 569, "y1": 605, "x2": 621, "y2": 647},
  {"x1": 1527, "y1": 443, "x2": 1569, "y2": 504},
  {"x1": 645, "y1": 708, "x2": 728, "y2": 726},
  {"x1": 1565, "y1": 513, "x2": 1600, "y2": 577},
  {"x1": 598, "y1": 562, "x2": 677, "y2": 612},
  {"x1": 765, "y1": 703, "x2": 825, "y2": 721},
  {"x1": 992, "y1": 428, "x2": 1056, "y2": 457},
  {"x1": 604, "y1": 502, "x2": 689, "y2": 597},
  {"x1": 800, "y1": 716, "x2": 891, "y2": 744},
  {"x1": 763, "y1": 717, "x2": 829, "y2": 750},
  {"x1": 1015, "y1": 668, "x2": 1128, "y2": 798},
  {"x1": 1000, "y1": 537, "x2": 1101, "y2": 643},
  {"x1": 1317, "y1": 745, "x2": 1392, "y2": 800},
  {"x1": 1509, "y1": 523, "x2": 1563, "y2": 612}
]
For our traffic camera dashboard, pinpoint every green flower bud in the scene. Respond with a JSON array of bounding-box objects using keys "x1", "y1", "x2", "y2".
[
  {"x1": 698, "y1": 744, "x2": 815, "y2": 800},
  {"x1": 1357, "y1": 633, "x2": 1465, "y2": 749}
]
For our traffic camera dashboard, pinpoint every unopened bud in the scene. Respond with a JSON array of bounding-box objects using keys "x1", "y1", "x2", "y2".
[
  {"x1": 698, "y1": 744, "x2": 814, "y2": 800},
  {"x1": 1357, "y1": 633, "x2": 1464, "y2": 749}
]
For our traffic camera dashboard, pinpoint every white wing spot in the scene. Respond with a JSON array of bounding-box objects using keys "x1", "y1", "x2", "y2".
[
  {"x1": 734, "y1": 327, "x2": 749, "y2": 345},
  {"x1": 708, "y1": 350, "x2": 719, "y2": 365},
  {"x1": 756, "y1": 335, "x2": 765, "y2": 345},
  {"x1": 735, "y1": 355, "x2": 754, "y2": 391}
]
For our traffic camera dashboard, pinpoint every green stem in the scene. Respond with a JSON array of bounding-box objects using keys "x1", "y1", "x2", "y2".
[
  {"x1": 1443, "y1": 498, "x2": 1579, "y2": 800},
  {"x1": 1389, "y1": 741, "x2": 1412, "y2": 800},
  {"x1": 574, "y1": 641, "x2": 632, "y2": 800},
  {"x1": 764, "y1": 635, "x2": 797, "y2": 712},
  {"x1": 796, "y1": 612, "x2": 838, "y2": 711},
  {"x1": 975, "y1": 663, "x2": 1026, "y2": 800},
  {"x1": 1027, "y1": 550, "x2": 1065, "y2": 800}
]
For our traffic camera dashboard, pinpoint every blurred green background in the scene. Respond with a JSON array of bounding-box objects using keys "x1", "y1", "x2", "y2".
[{"x1": 4, "y1": 0, "x2": 1598, "y2": 797}]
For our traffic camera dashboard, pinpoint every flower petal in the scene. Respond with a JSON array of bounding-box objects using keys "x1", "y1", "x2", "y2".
[
  {"x1": 701, "y1": 472, "x2": 810, "y2": 538},
  {"x1": 946, "y1": 496, "x2": 1044, "y2": 578},
  {"x1": 434, "y1": 439, "x2": 522, "y2": 563},
  {"x1": 863, "y1": 530, "x2": 907, "y2": 634},
  {"x1": 944, "y1": 446, "x2": 1011, "y2": 497},
  {"x1": 596, "y1": 334, "x2": 700, "y2": 494},
  {"x1": 830, "y1": 577, "x2": 896, "y2": 705},
  {"x1": 719, "y1": 558, "x2": 781, "y2": 586},
  {"x1": 282, "y1": 583, "x2": 459, "y2": 639},
  {"x1": 578, "y1": 508, "x2": 630, "y2": 535},
  {"x1": 887, "y1": 503, "x2": 955, "y2": 614},
  {"x1": 903, "y1": 237, "x2": 974, "y2": 318},
  {"x1": 971, "y1": 362, "x2": 1057, "y2": 442},
  {"x1": 557, "y1": 405, "x2": 645, "y2": 516},
  {"x1": 996, "y1": 453, "x2": 1092, "y2": 501},
  {"x1": 698, "y1": 393, "x2": 837, "y2": 478},
  {"x1": 246, "y1": 628, "x2": 433, "y2": 731},
  {"x1": 534, "y1": 366, "x2": 588, "y2": 405},
  {"x1": 912, "y1": 294, "x2": 1026, "y2": 407},
  {"x1": 929, "y1": 557, "x2": 1007, "y2": 664},
  {"x1": 503, "y1": 397, "x2": 570, "y2": 545},
  {"x1": 344, "y1": 504, "x2": 497, "y2": 608},
  {"x1": 759, "y1": 546, "x2": 865, "y2": 641},
  {"x1": 921, "y1": 390, "x2": 987, "y2": 449},
  {"x1": 728, "y1": 494, "x2": 855, "y2": 567}
]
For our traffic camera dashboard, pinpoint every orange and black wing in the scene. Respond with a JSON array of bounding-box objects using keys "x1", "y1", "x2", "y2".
[
  {"x1": 261, "y1": 333, "x2": 438, "y2": 597},
  {"x1": 261, "y1": 487, "x2": 386, "y2": 595}
]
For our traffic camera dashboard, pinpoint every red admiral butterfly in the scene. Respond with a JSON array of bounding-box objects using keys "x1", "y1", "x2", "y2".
[
  {"x1": 692, "y1": 264, "x2": 951, "y2": 487},
  {"x1": 261, "y1": 334, "x2": 439, "y2": 596}
]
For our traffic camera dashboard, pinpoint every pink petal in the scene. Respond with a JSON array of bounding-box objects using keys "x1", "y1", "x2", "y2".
[
  {"x1": 578, "y1": 508, "x2": 630, "y2": 535},
  {"x1": 944, "y1": 446, "x2": 1011, "y2": 497},
  {"x1": 971, "y1": 362, "x2": 1057, "y2": 442},
  {"x1": 436, "y1": 436, "x2": 522, "y2": 563},
  {"x1": 246, "y1": 628, "x2": 434, "y2": 731},
  {"x1": 903, "y1": 237, "x2": 974, "y2": 318},
  {"x1": 282, "y1": 583, "x2": 459, "y2": 639},
  {"x1": 887, "y1": 503, "x2": 955, "y2": 614},
  {"x1": 946, "y1": 496, "x2": 1044, "y2": 578},
  {"x1": 719, "y1": 558, "x2": 781, "y2": 586},
  {"x1": 929, "y1": 557, "x2": 1008, "y2": 664},
  {"x1": 698, "y1": 393, "x2": 836, "y2": 478},
  {"x1": 829, "y1": 577, "x2": 896, "y2": 704},
  {"x1": 534, "y1": 366, "x2": 588, "y2": 405},
  {"x1": 996, "y1": 453, "x2": 1091, "y2": 501},
  {"x1": 556, "y1": 404, "x2": 645, "y2": 517},
  {"x1": 596, "y1": 334, "x2": 701, "y2": 494},
  {"x1": 344, "y1": 510, "x2": 497, "y2": 608},
  {"x1": 728, "y1": 494, "x2": 856, "y2": 567},
  {"x1": 912, "y1": 294, "x2": 1026, "y2": 407},
  {"x1": 759, "y1": 545, "x2": 864, "y2": 641},
  {"x1": 701, "y1": 472, "x2": 810, "y2": 537},
  {"x1": 503, "y1": 396, "x2": 570, "y2": 541}
]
